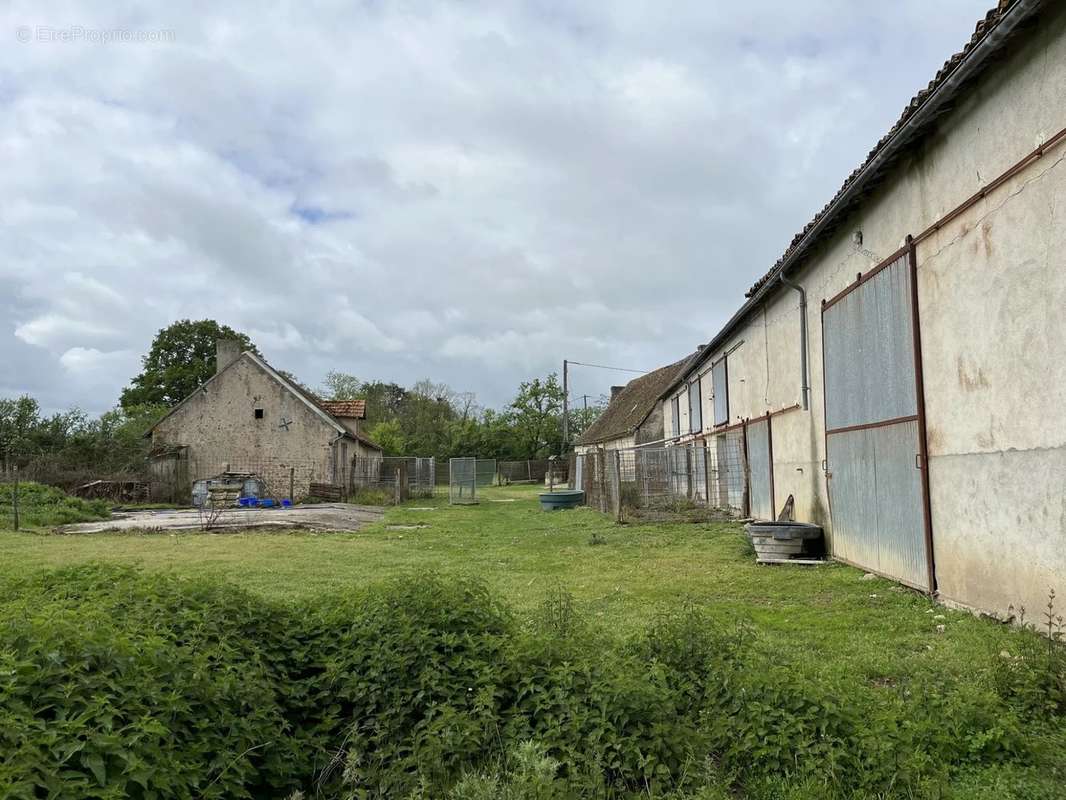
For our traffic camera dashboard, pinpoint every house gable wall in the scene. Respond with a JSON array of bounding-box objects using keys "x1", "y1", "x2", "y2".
[{"x1": 151, "y1": 355, "x2": 340, "y2": 494}]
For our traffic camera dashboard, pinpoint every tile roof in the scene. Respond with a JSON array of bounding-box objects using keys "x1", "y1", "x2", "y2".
[
  {"x1": 660, "y1": 0, "x2": 1044, "y2": 398},
  {"x1": 318, "y1": 399, "x2": 367, "y2": 419},
  {"x1": 577, "y1": 355, "x2": 695, "y2": 446},
  {"x1": 745, "y1": 0, "x2": 1027, "y2": 299}
]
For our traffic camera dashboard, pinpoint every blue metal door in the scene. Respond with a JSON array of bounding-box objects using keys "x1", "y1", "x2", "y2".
[{"x1": 822, "y1": 247, "x2": 933, "y2": 591}]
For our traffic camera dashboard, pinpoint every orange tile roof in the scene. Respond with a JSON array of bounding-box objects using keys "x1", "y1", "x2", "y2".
[{"x1": 318, "y1": 399, "x2": 367, "y2": 419}]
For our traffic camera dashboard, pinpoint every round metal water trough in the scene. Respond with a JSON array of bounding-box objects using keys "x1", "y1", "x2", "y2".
[
  {"x1": 539, "y1": 489, "x2": 584, "y2": 511},
  {"x1": 745, "y1": 521, "x2": 824, "y2": 562}
]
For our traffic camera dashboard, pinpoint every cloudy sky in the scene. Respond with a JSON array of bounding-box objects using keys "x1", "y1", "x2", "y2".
[{"x1": 1, "y1": 1, "x2": 991, "y2": 414}]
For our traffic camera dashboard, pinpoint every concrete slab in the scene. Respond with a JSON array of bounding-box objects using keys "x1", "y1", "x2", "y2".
[{"x1": 57, "y1": 503, "x2": 384, "y2": 534}]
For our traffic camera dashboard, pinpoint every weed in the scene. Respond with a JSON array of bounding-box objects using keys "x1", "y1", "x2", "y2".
[
  {"x1": 535, "y1": 584, "x2": 580, "y2": 639},
  {"x1": 0, "y1": 482, "x2": 110, "y2": 529},
  {"x1": 992, "y1": 588, "x2": 1066, "y2": 718},
  {"x1": 351, "y1": 487, "x2": 394, "y2": 506}
]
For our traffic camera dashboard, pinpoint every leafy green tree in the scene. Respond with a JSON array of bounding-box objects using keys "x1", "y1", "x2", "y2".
[
  {"x1": 320, "y1": 371, "x2": 364, "y2": 400},
  {"x1": 0, "y1": 395, "x2": 41, "y2": 465},
  {"x1": 509, "y1": 373, "x2": 564, "y2": 459},
  {"x1": 367, "y1": 419, "x2": 406, "y2": 455},
  {"x1": 568, "y1": 395, "x2": 608, "y2": 441},
  {"x1": 120, "y1": 319, "x2": 258, "y2": 409}
]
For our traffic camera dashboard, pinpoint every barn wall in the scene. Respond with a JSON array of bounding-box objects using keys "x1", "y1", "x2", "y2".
[{"x1": 669, "y1": 7, "x2": 1066, "y2": 616}]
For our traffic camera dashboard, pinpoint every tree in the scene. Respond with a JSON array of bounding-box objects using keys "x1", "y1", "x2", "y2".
[
  {"x1": 367, "y1": 419, "x2": 406, "y2": 455},
  {"x1": 320, "y1": 371, "x2": 364, "y2": 400},
  {"x1": 568, "y1": 395, "x2": 608, "y2": 441},
  {"x1": 0, "y1": 395, "x2": 41, "y2": 466},
  {"x1": 509, "y1": 373, "x2": 565, "y2": 459},
  {"x1": 120, "y1": 320, "x2": 258, "y2": 409}
]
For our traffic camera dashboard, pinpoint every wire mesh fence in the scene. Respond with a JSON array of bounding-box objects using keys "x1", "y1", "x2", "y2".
[
  {"x1": 350, "y1": 456, "x2": 436, "y2": 502},
  {"x1": 474, "y1": 458, "x2": 496, "y2": 488},
  {"x1": 575, "y1": 434, "x2": 748, "y2": 522},
  {"x1": 1, "y1": 454, "x2": 150, "y2": 499},
  {"x1": 449, "y1": 457, "x2": 478, "y2": 504},
  {"x1": 497, "y1": 459, "x2": 550, "y2": 484}
]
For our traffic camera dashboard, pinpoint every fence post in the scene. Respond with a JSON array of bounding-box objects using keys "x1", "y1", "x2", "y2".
[
  {"x1": 741, "y1": 420, "x2": 751, "y2": 518},
  {"x1": 12, "y1": 466, "x2": 19, "y2": 531},
  {"x1": 601, "y1": 452, "x2": 609, "y2": 514},
  {"x1": 611, "y1": 450, "x2": 623, "y2": 523},
  {"x1": 702, "y1": 446, "x2": 711, "y2": 507},
  {"x1": 685, "y1": 446, "x2": 693, "y2": 500},
  {"x1": 398, "y1": 460, "x2": 409, "y2": 503}
]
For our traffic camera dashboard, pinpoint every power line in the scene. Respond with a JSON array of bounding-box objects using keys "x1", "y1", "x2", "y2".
[{"x1": 565, "y1": 360, "x2": 649, "y2": 374}]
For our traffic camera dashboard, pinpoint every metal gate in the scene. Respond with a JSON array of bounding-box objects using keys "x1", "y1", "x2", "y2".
[
  {"x1": 821, "y1": 243, "x2": 934, "y2": 591},
  {"x1": 449, "y1": 458, "x2": 478, "y2": 505},
  {"x1": 746, "y1": 418, "x2": 773, "y2": 520}
]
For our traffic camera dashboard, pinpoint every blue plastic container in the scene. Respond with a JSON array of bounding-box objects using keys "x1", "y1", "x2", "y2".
[
  {"x1": 260, "y1": 498, "x2": 276, "y2": 508},
  {"x1": 281, "y1": 499, "x2": 292, "y2": 508}
]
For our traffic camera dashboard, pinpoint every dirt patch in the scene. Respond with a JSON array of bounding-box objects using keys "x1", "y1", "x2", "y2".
[{"x1": 55, "y1": 503, "x2": 384, "y2": 534}]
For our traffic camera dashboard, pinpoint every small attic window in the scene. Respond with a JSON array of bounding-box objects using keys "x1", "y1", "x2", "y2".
[{"x1": 254, "y1": 408, "x2": 264, "y2": 420}]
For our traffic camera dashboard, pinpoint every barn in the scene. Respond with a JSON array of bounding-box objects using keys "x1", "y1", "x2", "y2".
[{"x1": 657, "y1": 0, "x2": 1066, "y2": 618}]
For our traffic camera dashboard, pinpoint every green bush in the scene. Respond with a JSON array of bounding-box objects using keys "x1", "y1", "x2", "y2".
[
  {"x1": 0, "y1": 565, "x2": 308, "y2": 798},
  {"x1": 317, "y1": 576, "x2": 515, "y2": 796},
  {"x1": 0, "y1": 567, "x2": 1055, "y2": 799},
  {"x1": 0, "y1": 481, "x2": 111, "y2": 528},
  {"x1": 449, "y1": 741, "x2": 572, "y2": 800}
]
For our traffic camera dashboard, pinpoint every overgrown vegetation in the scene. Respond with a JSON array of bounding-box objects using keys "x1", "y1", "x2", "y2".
[
  {"x1": 350, "y1": 487, "x2": 395, "y2": 506},
  {"x1": 0, "y1": 482, "x2": 111, "y2": 529},
  {"x1": 1, "y1": 564, "x2": 1063, "y2": 799}
]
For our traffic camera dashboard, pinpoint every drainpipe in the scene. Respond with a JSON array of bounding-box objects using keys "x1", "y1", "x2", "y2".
[{"x1": 778, "y1": 273, "x2": 809, "y2": 411}]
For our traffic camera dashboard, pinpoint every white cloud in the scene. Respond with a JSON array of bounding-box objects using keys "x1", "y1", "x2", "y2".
[
  {"x1": 58, "y1": 346, "x2": 134, "y2": 374},
  {"x1": 0, "y1": 0, "x2": 991, "y2": 414}
]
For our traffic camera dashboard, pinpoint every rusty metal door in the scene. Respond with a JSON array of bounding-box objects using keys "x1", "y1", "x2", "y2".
[
  {"x1": 746, "y1": 419, "x2": 773, "y2": 520},
  {"x1": 821, "y1": 244, "x2": 934, "y2": 591}
]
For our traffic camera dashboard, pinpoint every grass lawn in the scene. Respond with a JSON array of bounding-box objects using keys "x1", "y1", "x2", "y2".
[
  {"x1": 0, "y1": 484, "x2": 1031, "y2": 686},
  {"x1": 3, "y1": 483, "x2": 1063, "y2": 797}
]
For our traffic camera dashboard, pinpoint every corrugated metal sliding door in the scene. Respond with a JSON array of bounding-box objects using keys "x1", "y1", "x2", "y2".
[
  {"x1": 746, "y1": 419, "x2": 773, "y2": 520},
  {"x1": 822, "y1": 245, "x2": 933, "y2": 591}
]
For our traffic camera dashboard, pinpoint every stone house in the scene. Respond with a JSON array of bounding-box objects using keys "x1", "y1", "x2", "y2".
[
  {"x1": 145, "y1": 340, "x2": 381, "y2": 501},
  {"x1": 655, "y1": 0, "x2": 1066, "y2": 619},
  {"x1": 575, "y1": 356, "x2": 695, "y2": 455}
]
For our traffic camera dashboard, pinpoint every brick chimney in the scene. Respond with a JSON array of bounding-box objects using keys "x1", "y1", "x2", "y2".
[
  {"x1": 216, "y1": 339, "x2": 242, "y2": 375},
  {"x1": 610, "y1": 385, "x2": 625, "y2": 400}
]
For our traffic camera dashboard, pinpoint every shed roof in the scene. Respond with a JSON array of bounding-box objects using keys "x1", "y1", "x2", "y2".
[
  {"x1": 577, "y1": 356, "x2": 694, "y2": 446},
  {"x1": 663, "y1": 0, "x2": 1047, "y2": 394}
]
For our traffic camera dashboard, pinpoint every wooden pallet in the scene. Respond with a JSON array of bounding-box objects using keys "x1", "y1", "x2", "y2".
[{"x1": 309, "y1": 482, "x2": 344, "y2": 502}]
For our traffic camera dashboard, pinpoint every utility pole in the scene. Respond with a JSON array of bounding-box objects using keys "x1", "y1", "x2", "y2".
[
  {"x1": 561, "y1": 359, "x2": 647, "y2": 454},
  {"x1": 562, "y1": 359, "x2": 569, "y2": 452}
]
